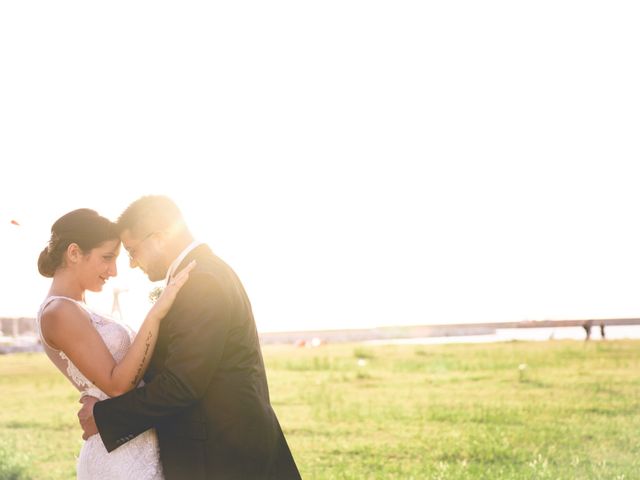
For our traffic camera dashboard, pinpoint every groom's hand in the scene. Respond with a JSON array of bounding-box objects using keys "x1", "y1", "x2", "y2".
[{"x1": 78, "y1": 396, "x2": 99, "y2": 440}]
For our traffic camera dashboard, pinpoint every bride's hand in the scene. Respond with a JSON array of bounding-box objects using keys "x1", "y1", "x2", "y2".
[{"x1": 149, "y1": 260, "x2": 197, "y2": 320}]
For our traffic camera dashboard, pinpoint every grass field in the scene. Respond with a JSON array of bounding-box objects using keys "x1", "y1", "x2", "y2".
[{"x1": 2, "y1": 340, "x2": 640, "y2": 479}]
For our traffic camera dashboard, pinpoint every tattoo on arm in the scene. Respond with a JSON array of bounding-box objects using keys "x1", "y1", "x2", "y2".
[{"x1": 131, "y1": 331, "x2": 153, "y2": 387}]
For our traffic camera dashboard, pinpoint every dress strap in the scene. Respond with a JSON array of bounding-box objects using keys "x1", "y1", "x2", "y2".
[{"x1": 41, "y1": 295, "x2": 82, "y2": 307}]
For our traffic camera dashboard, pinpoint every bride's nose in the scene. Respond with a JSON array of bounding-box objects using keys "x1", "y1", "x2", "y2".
[{"x1": 108, "y1": 261, "x2": 118, "y2": 277}]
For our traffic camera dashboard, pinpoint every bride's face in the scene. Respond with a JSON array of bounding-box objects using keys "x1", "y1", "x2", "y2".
[{"x1": 79, "y1": 240, "x2": 120, "y2": 292}]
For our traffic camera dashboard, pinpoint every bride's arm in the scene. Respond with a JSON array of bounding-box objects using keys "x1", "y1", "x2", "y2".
[{"x1": 41, "y1": 261, "x2": 196, "y2": 397}]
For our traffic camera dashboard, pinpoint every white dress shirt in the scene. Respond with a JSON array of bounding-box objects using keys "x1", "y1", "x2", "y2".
[{"x1": 165, "y1": 240, "x2": 203, "y2": 285}]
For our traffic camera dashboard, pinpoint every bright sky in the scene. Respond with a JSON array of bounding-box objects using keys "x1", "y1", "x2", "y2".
[{"x1": 1, "y1": 2, "x2": 639, "y2": 332}]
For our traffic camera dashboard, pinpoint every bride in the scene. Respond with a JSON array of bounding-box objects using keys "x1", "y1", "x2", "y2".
[{"x1": 36, "y1": 208, "x2": 195, "y2": 479}]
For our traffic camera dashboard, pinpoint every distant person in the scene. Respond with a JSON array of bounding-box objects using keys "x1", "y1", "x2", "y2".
[
  {"x1": 36, "y1": 208, "x2": 195, "y2": 479},
  {"x1": 583, "y1": 321, "x2": 592, "y2": 340},
  {"x1": 77, "y1": 195, "x2": 301, "y2": 479}
]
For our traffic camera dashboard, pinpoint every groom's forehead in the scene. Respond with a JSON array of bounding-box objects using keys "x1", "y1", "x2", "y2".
[{"x1": 119, "y1": 229, "x2": 137, "y2": 247}]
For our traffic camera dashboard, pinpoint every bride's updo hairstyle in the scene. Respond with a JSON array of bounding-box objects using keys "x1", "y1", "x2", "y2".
[{"x1": 38, "y1": 209, "x2": 119, "y2": 278}]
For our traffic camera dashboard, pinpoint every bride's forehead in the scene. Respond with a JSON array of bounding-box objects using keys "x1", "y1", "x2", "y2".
[{"x1": 94, "y1": 239, "x2": 121, "y2": 253}]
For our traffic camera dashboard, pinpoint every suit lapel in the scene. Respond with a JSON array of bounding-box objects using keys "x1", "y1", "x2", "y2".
[{"x1": 147, "y1": 244, "x2": 212, "y2": 379}]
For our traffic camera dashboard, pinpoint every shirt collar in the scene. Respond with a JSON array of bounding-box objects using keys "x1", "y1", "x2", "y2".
[{"x1": 165, "y1": 240, "x2": 203, "y2": 284}]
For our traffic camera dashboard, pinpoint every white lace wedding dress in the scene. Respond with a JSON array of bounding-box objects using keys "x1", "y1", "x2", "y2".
[{"x1": 36, "y1": 296, "x2": 164, "y2": 480}]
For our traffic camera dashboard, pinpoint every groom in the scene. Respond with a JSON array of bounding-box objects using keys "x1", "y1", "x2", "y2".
[{"x1": 78, "y1": 195, "x2": 301, "y2": 479}]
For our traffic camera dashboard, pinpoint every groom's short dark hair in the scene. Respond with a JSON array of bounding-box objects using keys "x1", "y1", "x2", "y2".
[{"x1": 117, "y1": 195, "x2": 184, "y2": 237}]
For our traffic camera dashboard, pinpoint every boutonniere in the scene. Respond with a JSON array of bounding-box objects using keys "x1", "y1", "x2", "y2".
[{"x1": 149, "y1": 286, "x2": 164, "y2": 304}]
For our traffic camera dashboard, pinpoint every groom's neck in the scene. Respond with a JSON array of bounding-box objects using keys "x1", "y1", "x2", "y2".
[{"x1": 166, "y1": 230, "x2": 195, "y2": 261}]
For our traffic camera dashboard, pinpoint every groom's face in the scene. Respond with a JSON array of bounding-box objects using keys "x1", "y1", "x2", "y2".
[{"x1": 120, "y1": 228, "x2": 169, "y2": 282}]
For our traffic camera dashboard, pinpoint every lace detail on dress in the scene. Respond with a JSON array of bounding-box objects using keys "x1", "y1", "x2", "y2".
[
  {"x1": 36, "y1": 296, "x2": 163, "y2": 479},
  {"x1": 36, "y1": 296, "x2": 134, "y2": 397},
  {"x1": 78, "y1": 428, "x2": 164, "y2": 480},
  {"x1": 59, "y1": 349, "x2": 94, "y2": 389}
]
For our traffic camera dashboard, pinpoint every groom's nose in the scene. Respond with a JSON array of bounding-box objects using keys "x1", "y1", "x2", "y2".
[{"x1": 129, "y1": 257, "x2": 146, "y2": 274}]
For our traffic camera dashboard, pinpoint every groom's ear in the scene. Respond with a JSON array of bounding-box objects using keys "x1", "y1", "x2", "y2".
[{"x1": 154, "y1": 230, "x2": 171, "y2": 245}]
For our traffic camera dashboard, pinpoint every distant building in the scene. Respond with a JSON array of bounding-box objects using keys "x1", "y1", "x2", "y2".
[{"x1": 0, "y1": 317, "x2": 37, "y2": 337}]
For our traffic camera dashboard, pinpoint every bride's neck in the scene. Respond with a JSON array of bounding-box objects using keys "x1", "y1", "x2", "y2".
[{"x1": 48, "y1": 269, "x2": 85, "y2": 302}]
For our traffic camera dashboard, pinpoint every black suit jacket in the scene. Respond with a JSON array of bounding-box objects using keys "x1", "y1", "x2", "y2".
[{"x1": 94, "y1": 245, "x2": 301, "y2": 479}]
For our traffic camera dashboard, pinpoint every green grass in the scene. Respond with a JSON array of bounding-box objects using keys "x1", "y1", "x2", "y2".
[{"x1": 2, "y1": 340, "x2": 640, "y2": 479}]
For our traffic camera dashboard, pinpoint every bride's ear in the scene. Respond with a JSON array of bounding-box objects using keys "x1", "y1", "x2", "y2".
[{"x1": 66, "y1": 243, "x2": 82, "y2": 264}]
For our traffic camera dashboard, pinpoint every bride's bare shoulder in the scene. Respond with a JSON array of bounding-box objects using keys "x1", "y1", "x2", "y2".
[{"x1": 40, "y1": 299, "x2": 91, "y2": 348}]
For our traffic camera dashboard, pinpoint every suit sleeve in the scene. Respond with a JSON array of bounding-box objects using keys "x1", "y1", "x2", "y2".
[{"x1": 93, "y1": 272, "x2": 230, "y2": 452}]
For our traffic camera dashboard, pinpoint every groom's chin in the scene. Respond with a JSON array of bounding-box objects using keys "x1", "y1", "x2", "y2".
[{"x1": 146, "y1": 271, "x2": 164, "y2": 283}]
